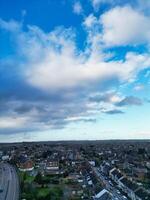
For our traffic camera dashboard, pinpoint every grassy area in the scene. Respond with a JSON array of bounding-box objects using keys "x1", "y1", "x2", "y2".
[
  {"x1": 21, "y1": 185, "x2": 64, "y2": 200},
  {"x1": 20, "y1": 172, "x2": 64, "y2": 199},
  {"x1": 19, "y1": 171, "x2": 84, "y2": 200},
  {"x1": 36, "y1": 188, "x2": 50, "y2": 198},
  {"x1": 25, "y1": 175, "x2": 35, "y2": 183}
]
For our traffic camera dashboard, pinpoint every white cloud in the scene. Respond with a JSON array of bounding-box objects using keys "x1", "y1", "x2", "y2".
[
  {"x1": 134, "y1": 84, "x2": 144, "y2": 91},
  {"x1": 109, "y1": 94, "x2": 122, "y2": 103},
  {"x1": 1, "y1": 18, "x2": 150, "y2": 92},
  {"x1": 83, "y1": 14, "x2": 97, "y2": 28},
  {"x1": 91, "y1": 0, "x2": 113, "y2": 11},
  {"x1": 26, "y1": 41, "x2": 150, "y2": 91},
  {"x1": 92, "y1": 0, "x2": 101, "y2": 9},
  {"x1": 0, "y1": 116, "x2": 28, "y2": 129},
  {"x1": 2, "y1": 21, "x2": 146, "y2": 92},
  {"x1": 73, "y1": 1, "x2": 83, "y2": 15},
  {"x1": 100, "y1": 6, "x2": 150, "y2": 46},
  {"x1": 0, "y1": 18, "x2": 21, "y2": 32}
]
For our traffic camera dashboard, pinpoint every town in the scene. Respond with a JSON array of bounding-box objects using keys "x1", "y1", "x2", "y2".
[{"x1": 0, "y1": 140, "x2": 150, "y2": 200}]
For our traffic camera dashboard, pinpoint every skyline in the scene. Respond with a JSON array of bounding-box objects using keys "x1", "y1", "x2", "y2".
[{"x1": 0, "y1": 0, "x2": 150, "y2": 142}]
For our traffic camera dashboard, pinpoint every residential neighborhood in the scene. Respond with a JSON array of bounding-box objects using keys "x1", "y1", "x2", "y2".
[{"x1": 0, "y1": 140, "x2": 150, "y2": 199}]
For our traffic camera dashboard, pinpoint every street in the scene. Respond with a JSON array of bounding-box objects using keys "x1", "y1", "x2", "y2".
[
  {"x1": 93, "y1": 167, "x2": 128, "y2": 200},
  {"x1": 0, "y1": 163, "x2": 19, "y2": 200}
]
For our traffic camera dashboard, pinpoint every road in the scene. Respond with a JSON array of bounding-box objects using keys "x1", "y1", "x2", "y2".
[
  {"x1": 93, "y1": 167, "x2": 128, "y2": 200},
  {"x1": 0, "y1": 163, "x2": 19, "y2": 200}
]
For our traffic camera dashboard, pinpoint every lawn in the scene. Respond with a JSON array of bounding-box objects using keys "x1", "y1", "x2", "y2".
[{"x1": 36, "y1": 187, "x2": 50, "y2": 198}]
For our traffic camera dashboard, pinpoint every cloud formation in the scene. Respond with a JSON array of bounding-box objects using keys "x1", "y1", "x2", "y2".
[
  {"x1": 115, "y1": 96, "x2": 143, "y2": 107},
  {"x1": 0, "y1": 2, "x2": 150, "y2": 136},
  {"x1": 91, "y1": 0, "x2": 114, "y2": 11},
  {"x1": 73, "y1": 1, "x2": 83, "y2": 15},
  {"x1": 103, "y1": 109, "x2": 124, "y2": 115},
  {"x1": 100, "y1": 6, "x2": 150, "y2": 46}
]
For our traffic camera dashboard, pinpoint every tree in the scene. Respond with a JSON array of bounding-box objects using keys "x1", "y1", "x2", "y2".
[{"x1": 35, "y1": 172, "x2": 43, "y2": 184}]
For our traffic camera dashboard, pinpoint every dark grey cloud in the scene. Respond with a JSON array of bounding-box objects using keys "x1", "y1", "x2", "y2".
[
  {"x1": 103, "y1": 109, "x2": 124, "y2": 115},
  {"x1": 14, "y1": 104, "x2": 33, "y2": 114},
  {"x1": 0, "y1": 54, "x2": 113, "y2": 135},
  {"x1": 115, "y1": 96, "x2": 142, "y2": 107},
  {"x1": 0, "y1": 59, "x2": 143, "y2": 135},
  {"x1": 0, "y1": 88, "x2": 95, "y2": 134},
  {"x1": 83, "y1": 118, "x2": 96, "y2": 123}
]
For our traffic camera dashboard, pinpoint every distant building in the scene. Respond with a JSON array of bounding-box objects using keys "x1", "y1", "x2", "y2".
[
  {"x1": 100, "y1": 162, "x2": 113, "y2": 176},
  {"x1": 46, "y1": 160, "x2": 59, "y2": 170},
  {"x1": 94, "y1": 189, "x2": 111, "y2": 200},
  {"x1": 146, "y1": 162, "x2": 150, "y2": 169},
  {"x1": 109, "y1": 168, "x2": 123, "y2": 184},
  {"x1": 19, "y1": 160, "x2": 34, "y2": 172},
  {"x1": 89, "y1": 161, "x2": 96, "y2": 167},
  {"x1": 118, "y1": 177, "x2": 139, "y2": 200},
  {"x1": 0, "y1": 151, "x2": 3, "y2": 158},
  {"x1": 2, "y1": 155, "x2": 9, "y2": 161},
  {"x1": 135, "y1": 188, "x2": 150, "y2": 200},
  {"x1": 45, "y1": 160, "x2": 60, "y2": 174},
  {"x1": 133, "y1": 167, "x2": 148, "y2": 181}
]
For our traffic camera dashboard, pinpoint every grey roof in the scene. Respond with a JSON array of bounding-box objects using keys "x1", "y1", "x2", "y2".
[
  {"x1": 120, "y1": 177, "x2": 139, "y2": 191},
  {"x1": 135, "y1": 188, "x2": 150, "y2": 200}
]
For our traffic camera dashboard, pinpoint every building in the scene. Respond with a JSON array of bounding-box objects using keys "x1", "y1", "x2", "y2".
[
  {"x1": 135, "y1": 188, "x2": 150, "y2": 200},
  {"x1": 46, "y1": 160, "x2": 59, "y2": 170},
  {"x1": 109, "y1": 168, "x2": 123, "y2": 184},
  {"x1": 19, "y1": 160, "x2": 34, "y2": 172},
  {"x1": 94, "y1": 189, "x2": 111, "y2": 200},
  {"x1": 45, "y1": 160, "x2": 59, "y2": 174},
  {"x1": 100, "y1": 162, "x2": 112, "y2": 176},
  {"x1": 118, "y1": 177, "x2": 139, "y2": 200},
  {"x1": 2, "y1": 155, "x2": 9, "y2": 161}
]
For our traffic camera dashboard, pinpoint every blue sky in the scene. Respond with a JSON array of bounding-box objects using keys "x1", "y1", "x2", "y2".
[{"x1": 0, "y1": 0, "x2": 150, "y2": 142}]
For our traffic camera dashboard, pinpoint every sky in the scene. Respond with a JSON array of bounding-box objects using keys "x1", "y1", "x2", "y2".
[{"x1": 0, "y1": 0, "x2": 150, "y2": 142}]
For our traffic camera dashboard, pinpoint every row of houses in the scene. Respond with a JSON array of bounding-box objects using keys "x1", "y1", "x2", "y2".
[
  {"x1": 93, "y1": 189, "x2": 111, "y2": 200},
  {"x1": 108, "y1": 166, "x2": 150, "y2": 200},
  {"x1": 17, "y1": 154, "x2": 60, "y2": 174}
]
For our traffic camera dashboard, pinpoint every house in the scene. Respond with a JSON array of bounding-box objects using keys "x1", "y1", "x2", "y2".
[
  {"x1": 46, "y1": 160, "x2": 59, "y2": 170},
  {"x1": 135, "y1": 188, "x2": 150, "y2": 200},
  {"x1": 109, "y1": 168, "x2": 123, "y2": 184},
  {"x1": 19, "y1": 160, "x2": 34, "y2": 172},
  {"x1": 146, "y1": 162, "x2": 150, "y2": 169},
  {"x1": 89, "y1": 161, "x2": 96, "y2": 167},
  {"x1": 2, "y1": 155, "x2": 9, "y2": 161},
  {"x1": 118, "y1": 177, "x2": 139, "y2": 200},
  {"x1": 133, "y1": 167, "x2": 148, "y2": 181},
  {"x1": 100, "y1": 162, "x2": 112, "y2": 176},
  {"x1": 45, "y1": 160, "x2": 59, "y2": 174},
  {"x1": 94, "y1": 189, "x2": 111, "y2": 200}
]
